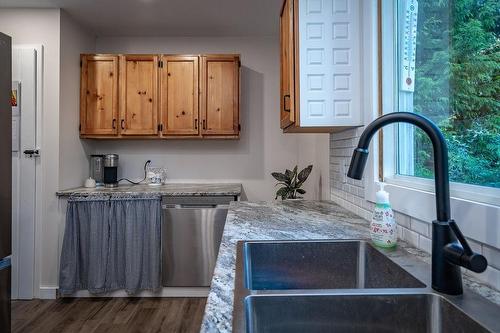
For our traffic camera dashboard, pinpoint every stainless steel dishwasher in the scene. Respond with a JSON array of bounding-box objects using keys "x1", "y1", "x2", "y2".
[{"x1": 161, "y1": 195, "x2": 236, "y2": 287}]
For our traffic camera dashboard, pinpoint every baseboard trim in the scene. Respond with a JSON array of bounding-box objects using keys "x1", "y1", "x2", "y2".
[
  {"x1": 38, "y1": 287, "x2": 57, "y2": 299},
  {"x1": 62, "y1": 287, "x2": 210, "y2": 298}
]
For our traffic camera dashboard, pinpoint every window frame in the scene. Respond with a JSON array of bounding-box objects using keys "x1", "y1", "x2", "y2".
[{"x1": 363, "y1": 0, "x2": 500, "y2": 249}]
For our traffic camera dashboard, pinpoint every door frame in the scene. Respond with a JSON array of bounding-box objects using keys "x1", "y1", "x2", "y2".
[{"x1": 11, "y1": 44, "x2": 43, "y2": 300}]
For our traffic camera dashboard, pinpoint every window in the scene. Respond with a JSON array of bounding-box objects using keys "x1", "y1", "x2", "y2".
[
  {"x1": 371, "y1": 0, "x2": 499, "y2": 250},
  {"x1": 393, "y1": 0, "x2": 499, "y2": 190}
]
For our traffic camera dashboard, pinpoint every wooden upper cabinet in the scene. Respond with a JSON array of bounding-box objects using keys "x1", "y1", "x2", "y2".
[
  {"x1": 200, "y1": 55, "x2": 240, "y2": 137},
  {"x1": 280, "y1": 0, "x2": 295, "y2": 129},
  {"x1": 80, "y1": 53, "x2": 240, "y2": 139},
  {"x1": 160, "y1": 56, "x2": 199, "y2": 136},
  {"x1": 119, "y1": 55, "x2": 158, "y2": 135},
  {"x1": 80, "y1": 55, "x2": 119, "y2": 135}
]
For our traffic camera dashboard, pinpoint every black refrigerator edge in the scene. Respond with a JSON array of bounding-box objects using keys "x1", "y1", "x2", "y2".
[{"x1": 0, "y1": 32, "x2": 12, "y2": 333}]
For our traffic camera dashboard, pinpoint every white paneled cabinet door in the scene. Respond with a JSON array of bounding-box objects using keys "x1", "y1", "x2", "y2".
[{"x1": 298, "y1": 0, "x2": 362, "y2": 127}]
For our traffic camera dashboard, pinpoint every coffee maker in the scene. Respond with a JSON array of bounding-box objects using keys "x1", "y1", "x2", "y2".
[{"x1": 103, "y1": 154, "x2": 119, "y2": 188}]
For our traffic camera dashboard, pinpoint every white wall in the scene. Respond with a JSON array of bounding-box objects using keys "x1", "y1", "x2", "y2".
[
  {"x1": 56, "y1": 11, "x2": 96, "y2": 288},
  {"x1": 59, "y1": 11, "x2": 95, "y2": 189},
  {"x1": 296, "y1": 134, "x2": 330, "y2": 200},
  {"x1": 0, "y1": 8, "x2": 62, "y2": 294},
  {"x1": 94, "y1": 36, "x2": 328, "y2": 201}
]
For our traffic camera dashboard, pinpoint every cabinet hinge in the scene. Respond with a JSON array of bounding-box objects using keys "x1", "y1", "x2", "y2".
[
  {"x1": 158, "y1": 124, "x2": 163, "y2": 132},
  {"x1": 80, "y1": 60, "x2": 82, "y2": 67},
  {"x1": 158, "y1": 60, "x2": 163, "y2": 68},
  {"x1": 238, "y1": 60, "x2": 241, "y2": 68},
  {"x1": 79, "y1": 124, "x2": 81, "y2": 131},
  {"x1": 238, "y1": 124, "x2": 241, "y2": 131}
]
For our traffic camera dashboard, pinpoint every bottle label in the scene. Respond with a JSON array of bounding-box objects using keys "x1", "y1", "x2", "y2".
[{"x1": 371, "y1": 207, "x2": 397, "y2": 248}]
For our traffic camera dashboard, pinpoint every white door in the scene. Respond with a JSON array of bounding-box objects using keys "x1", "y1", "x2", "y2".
[{"x1": 11, "y1": 46, "x2": 39, "y2": 299}]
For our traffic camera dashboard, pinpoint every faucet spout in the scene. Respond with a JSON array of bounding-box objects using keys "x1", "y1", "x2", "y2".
[
  {"x1": 347, "y1": 112, "x2": 450, "y2": 222},
  {"x1": 347, "y1": 112, "x2": 487, "y2": 295}
]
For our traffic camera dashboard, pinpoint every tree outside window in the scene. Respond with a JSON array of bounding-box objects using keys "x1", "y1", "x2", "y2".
[{"x1": 397, "y1": 0, "x2": 499, "y2": 188}]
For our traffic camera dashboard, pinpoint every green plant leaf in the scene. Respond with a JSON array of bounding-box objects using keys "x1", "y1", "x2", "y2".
[
  {"x1": 275, "y1": 187, "x2": 289, "y2": 200},
  {"x1": 296, "y1": 188, "x2": 306, "y2": 194},
  {"x1": 298, "y1": 165, "x2": 313, "y2": 183},
  {"x1": 291, "y1": 166, "x2": 298, "y2": 188},
  {"x1": 271, "y1": 172, "x2": 287, "y2": 182}
]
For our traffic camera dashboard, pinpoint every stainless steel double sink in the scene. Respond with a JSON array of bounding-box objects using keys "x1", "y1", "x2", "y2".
[{"x1": 232, "y1": 240, "x2": 500, "y2": 333}]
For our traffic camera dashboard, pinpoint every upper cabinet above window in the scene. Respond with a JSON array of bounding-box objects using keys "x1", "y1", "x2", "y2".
[{"x1": 280, "y1": 0, "x2": 363, "y2": 133}]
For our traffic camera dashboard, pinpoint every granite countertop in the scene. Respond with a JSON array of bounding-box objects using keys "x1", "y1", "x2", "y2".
[
  {"x1": 56, "y1": 183, "x2": 242, "y2": 197},
  {"x1": 200, "y1": 200, "x2": 500, "y2": 333}
]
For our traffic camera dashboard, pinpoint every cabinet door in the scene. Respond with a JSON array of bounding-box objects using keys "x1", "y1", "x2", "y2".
[
  {"x1": 200, "y1": 55, "x2": 240, "y2": 136},
  {"x1": 160, "y1": 56, "x2": 199, "y2": 136},
  {"x1": 80, "y1": 55, "x2": 119, "y2": 135},
  {"x1": 119, "y1": 55, "x2": 158, "y2": 135},
  {"x1": 280, "y1": 0, "x2": 295, "y2": 129},
  {"x1": 297, "y1": 0, "x2": 362, "y2": 127}
]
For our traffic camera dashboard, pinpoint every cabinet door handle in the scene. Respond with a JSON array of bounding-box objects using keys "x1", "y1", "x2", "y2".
[
  {"x1": 194, "y1": 118, "x2": 198, "y2": 130},
  {"x1": 112, "y1": 119, "x2": 116, "y2": 129},
  {"x1": 121, "y1": 119, "x2": 125, "y2": 130},
  {"x1": 202, "y1": 119, "x2": 206, "y2": 130},
  {"x1": 283, "y1": 94, "x2": 291, "y2": 112}
]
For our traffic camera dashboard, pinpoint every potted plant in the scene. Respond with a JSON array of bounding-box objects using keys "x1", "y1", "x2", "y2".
[{"x1": 271, "y1": 165, "x2": 313, "y2": 200}]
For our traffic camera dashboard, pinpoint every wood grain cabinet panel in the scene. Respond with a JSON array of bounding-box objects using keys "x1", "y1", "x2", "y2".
[
  {"x1": 80, "y1": 53, "x2": 241, "y2": 139},
  {"x1": 160, "y1": 56, "x2": 199, "y2": 136},
  {"x1": 80, "y1": 55, "x2": 119, "y2": 135},
  {"x1": 200, "y1": 55, "x2": 240, "y2": 137},
  {"x1": 280, "y1": 0, "x2": 295, "y2": 129},
  {"x1": 119, "y1": 55, "x2": 158, "y2": 135}
]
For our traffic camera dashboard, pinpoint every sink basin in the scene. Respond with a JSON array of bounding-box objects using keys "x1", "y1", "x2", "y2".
[
  {"x1": 245, "y1": 293, "x2": 491, "y2": 333},
  {"x1": 243, "y1": 240, "x2": 425, "y2": 290}
]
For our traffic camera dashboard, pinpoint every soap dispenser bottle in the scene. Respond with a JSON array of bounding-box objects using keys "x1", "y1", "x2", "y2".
[{"x1": 370, "y1": 182, "x2": 397, "y2": 248}]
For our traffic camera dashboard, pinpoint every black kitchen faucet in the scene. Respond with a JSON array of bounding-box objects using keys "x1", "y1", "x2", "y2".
[{"x1": 347, "y1": 112, "x2": 487, "y2": 295}]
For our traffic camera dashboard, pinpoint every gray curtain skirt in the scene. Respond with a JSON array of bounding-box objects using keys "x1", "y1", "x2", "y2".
[{"x1": 59, "y1": 195, "x2": 161, "y2": 295}]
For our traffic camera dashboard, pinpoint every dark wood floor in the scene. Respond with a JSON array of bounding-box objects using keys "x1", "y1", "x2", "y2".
[{"x1": 12, "y1": 297, "x2": 207, "y2": 333}]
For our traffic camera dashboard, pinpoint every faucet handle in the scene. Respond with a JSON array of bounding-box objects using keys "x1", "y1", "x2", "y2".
[
  {"x1": 444, "y1": 220, "x2": 488, "y2": 273},
  {"x1": 444, "y1": 242, "x2": 488, "y2": 273},
  {"x1": 465, "y1": 253, "x2": 488, "y2": 273}
]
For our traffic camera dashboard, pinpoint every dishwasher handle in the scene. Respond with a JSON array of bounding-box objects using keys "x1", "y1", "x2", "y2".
[
  {"x1": 162, "y1": 204, "x2": 230, "y2": 209},
  {"x1": 161, "y1": 195, "x2": 235, "y2": 209}
]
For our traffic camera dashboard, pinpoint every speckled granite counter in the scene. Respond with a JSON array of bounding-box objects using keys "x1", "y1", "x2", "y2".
[
  {"x1": 56, "y1": 183, "x2": 242, "y2": 197},
  {"x1": 200, "y1": 200, "x2": 500, "y2": 333}
]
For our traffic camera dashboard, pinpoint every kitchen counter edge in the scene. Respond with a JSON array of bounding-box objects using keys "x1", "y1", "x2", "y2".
[{"x1": 56, "y1": 183, "x2": 242, "y2": 197}]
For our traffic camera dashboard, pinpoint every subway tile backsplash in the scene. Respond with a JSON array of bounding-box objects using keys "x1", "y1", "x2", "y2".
[{"x1": 329, "y1": 130, "x2": 500, "y2": 292}]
